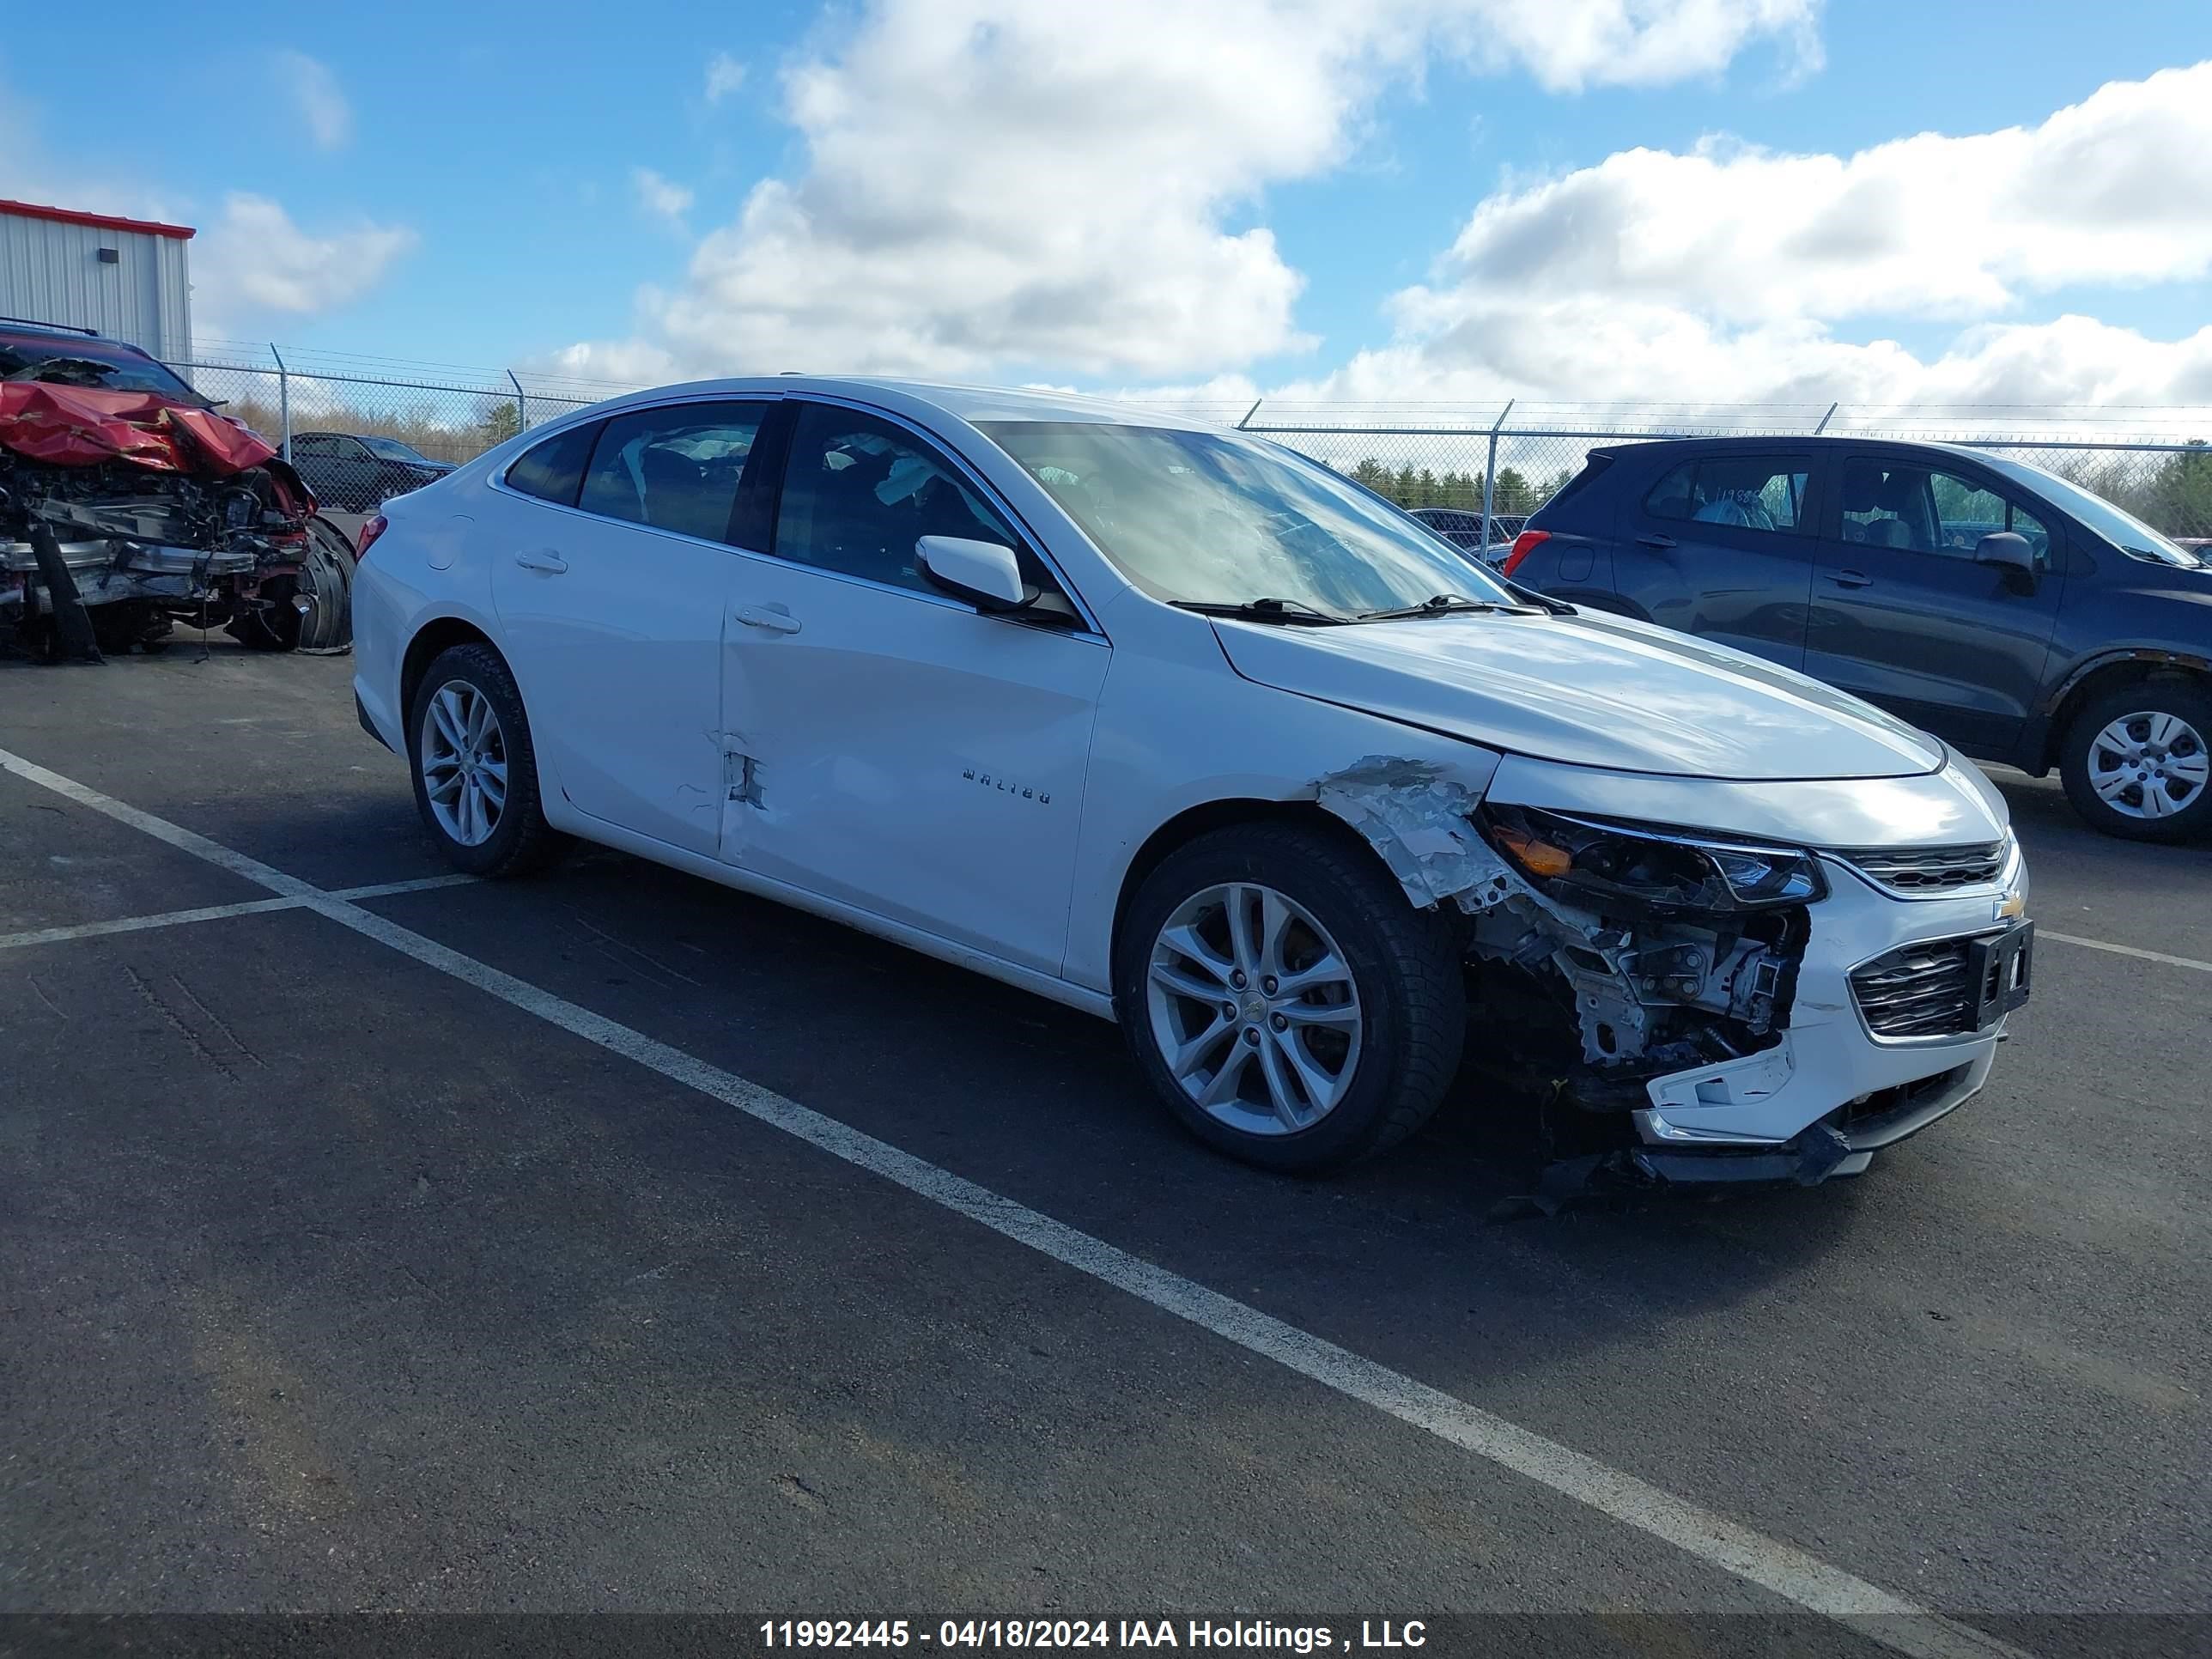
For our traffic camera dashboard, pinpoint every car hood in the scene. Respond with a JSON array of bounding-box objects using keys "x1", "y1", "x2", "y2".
[{"x1": 1213, "y1": 610, "x2": 1946, "y2": 781}]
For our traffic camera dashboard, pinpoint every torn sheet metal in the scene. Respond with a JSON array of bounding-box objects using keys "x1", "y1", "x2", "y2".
[
  {"x1": 0, "y1": 382, "x2": 280, "y2": 476},
  {"x1": 1313, "y1": 757, "x2": 1514, "y2": 911}
]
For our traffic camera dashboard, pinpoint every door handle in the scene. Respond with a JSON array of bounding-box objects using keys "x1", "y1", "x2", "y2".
[
  {"x1": 1826, "y1": 568, "x2": 1873, "y2": 589},
  {"x1": 733, "y1": 604, "x2": 803, "y2": 635},
  {"x1": 514, "y1": 550, "x2": 568, "y2": 574},
  {"x1": 1637, "y1": 533, "x2": 1676, "y2": 549}
]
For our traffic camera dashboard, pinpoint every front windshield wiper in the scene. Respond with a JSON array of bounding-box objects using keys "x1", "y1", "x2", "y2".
[
  {"x1": 1170, "y1": 598, "x2": 1347, "y2": 626},
  {"x1": 1356, "y1": 592, "x2": 1525, "y2": 621}
]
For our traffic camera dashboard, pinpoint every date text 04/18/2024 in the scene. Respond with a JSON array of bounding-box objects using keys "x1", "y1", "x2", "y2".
[{"x1": 757, "y1": 1620, "x2": 1430, "y2": 1650}]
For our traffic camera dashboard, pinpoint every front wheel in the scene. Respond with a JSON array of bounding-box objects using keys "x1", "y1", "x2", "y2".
[
  {"x1": 2059, "y1": 682, "x2": 2212, "y2": 842},
  {"x1": 406, "y1": 643, "x2": 569, "y2": 877},
  {"x1": 1114, "y1": 822, "x2": 1465, "y2": 1174}
]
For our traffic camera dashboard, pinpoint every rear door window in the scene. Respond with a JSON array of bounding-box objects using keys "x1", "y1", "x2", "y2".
[
  {"x1": 576, "y1": 403, "x2": 768, "y2": 543},
  {"x1": 505, "y1": 422, "x2": 602, "y2": 507},
  {"x1": 1645, "y1": 456, "x2": 1812, "y2": 533}
]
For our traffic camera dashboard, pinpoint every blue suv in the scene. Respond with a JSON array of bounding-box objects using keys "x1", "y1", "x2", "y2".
[{"x1": 1505, "y1": 437, "x2": 2212, "y2": 841}]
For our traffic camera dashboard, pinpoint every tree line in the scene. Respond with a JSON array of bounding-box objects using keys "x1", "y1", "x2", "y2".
[{"x1": 1340, "y1": 458, "x2": 1575, "y2": 516}]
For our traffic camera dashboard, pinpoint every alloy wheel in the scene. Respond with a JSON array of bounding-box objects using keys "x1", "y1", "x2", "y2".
[
  {"x1": 420, "y1": 680, "x2": 508, "y2": 847},
  {"x1": 2087, "y1": 711, "x2": 2209, "y2": 822},
  {"x1": 1145, "y1": 882, "x2": 1364, "y2": 1138}
]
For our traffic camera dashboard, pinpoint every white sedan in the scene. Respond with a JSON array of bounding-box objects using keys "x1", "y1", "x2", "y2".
[{"x1": 352, "y1": 380, "x2": 2032, "y2": 1180}]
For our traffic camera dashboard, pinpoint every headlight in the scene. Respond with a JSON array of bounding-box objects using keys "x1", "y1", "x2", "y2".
[{"x1": 1480, "y1": 805, "x2": 1826, "y2": 915}]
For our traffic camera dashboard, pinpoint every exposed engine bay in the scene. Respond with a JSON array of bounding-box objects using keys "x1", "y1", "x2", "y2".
[
  {"x1": 0, "y1": 380, "x2": 351, "y2": 661},
  {"x1": 1316, "y1": 758, "x2": 1812, "y2": 1133}
]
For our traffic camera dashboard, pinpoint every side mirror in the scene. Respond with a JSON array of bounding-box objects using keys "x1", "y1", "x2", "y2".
[
  {"x1": 917, "y1": 535, "x2": 1030, "y2": 611},
  {"x1": 1974, "y1": 531, "x2": 2036, "y2": 579}
]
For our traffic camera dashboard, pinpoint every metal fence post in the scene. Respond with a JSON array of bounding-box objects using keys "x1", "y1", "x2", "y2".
[
  {"x1": 269, "y1": 343, "x2": 290, "y2": 459},
  {"x1": 507, "y1": 369, "x2": 527, "y2": 436},
  {"x1": 1814, "y1": 401, "x2": 1838, "y2": 434},
  {"x1": 1480, "y1": 398, "x2": 1515, "y2": 549},
  {"x1": 1237, "y1": 398, "x2": 1262, "y2": 430}
]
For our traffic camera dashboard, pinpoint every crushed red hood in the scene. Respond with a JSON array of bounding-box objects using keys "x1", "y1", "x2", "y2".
[{"x1": 0, "y1": 381, "x2": 281, "y2": 476}]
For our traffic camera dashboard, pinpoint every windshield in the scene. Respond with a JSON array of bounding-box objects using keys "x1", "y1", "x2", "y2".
[
  {"x1": 0, "y1": 336, "x2": 207, "y2": 404},
  {"x1": 1976, "y1": 451, "x2": 2206, "y2": 569},
  {"x1": 361, "y1": 435, "x2": 434, "y2": 465},
  {"x1": 979, "y1": 421, "x2": 1516, "y2": 617}
]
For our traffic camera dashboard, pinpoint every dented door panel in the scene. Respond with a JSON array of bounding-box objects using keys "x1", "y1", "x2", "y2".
[
  {"x1": 719, "y1": 557, "x2": 1108, "y2": 975},
  {"x1": 489, "y1": 503, "x2": 736, "y2": 856}
]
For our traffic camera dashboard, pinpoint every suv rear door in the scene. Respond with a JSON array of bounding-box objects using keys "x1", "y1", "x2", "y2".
[
  {"x1": 1804, "y1": 447, "x2": 2065, "y2": 757},
  {"x1": 1610, "y1": 447, "x2": 1822, "y2": 670}
]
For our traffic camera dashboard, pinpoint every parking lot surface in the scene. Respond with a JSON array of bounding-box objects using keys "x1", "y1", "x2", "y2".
[{"x1": 2, "y1": 643, "x2": 2206, "y2": 1656}]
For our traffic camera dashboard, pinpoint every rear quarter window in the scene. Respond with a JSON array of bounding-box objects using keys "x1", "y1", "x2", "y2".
[
  {"x1": 504, "y1": 422, "x2": 602, "y2": 507},
  {"x1": 1644, "y1": 455, "x2": 1810, "y2": 533}
]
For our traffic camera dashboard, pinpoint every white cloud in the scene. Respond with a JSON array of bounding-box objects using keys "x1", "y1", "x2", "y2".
[
  {"x1": 631, "y1": 167, "x2": 696, "y2": 225},
  {"x1": 194, "y1": 193, "x2": 416, "y2": 321},
  {"x1": 1402, "y1": 60, "x2": 2212, "y2": 338},
  {"x1": 0, "y1": 83, "x2": 411, "y2": 337},
  {"x1": 274, "y1": 50, "x2": 353, "y2": 151},
  {"x1": 556, "y1": 0, "x2": 1819, "y2": 382},
  {"x1": 1227, "y1": 59, "x2": 2212, "y2": 424},
  {"x1": 705, "y1": 51, "x2": 747, "y2": 102}
]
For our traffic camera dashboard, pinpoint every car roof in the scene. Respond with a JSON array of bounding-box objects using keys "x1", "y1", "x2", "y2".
[
  {"x1": 0, "y1": 325, "x2": 157, "y2": 360},
  {"x1": 571, "y1": 375, "x2": 1226, "y2": 432},
  {"x1": 1594, "y1": 434, "x2": 2008, "y2": 466}
]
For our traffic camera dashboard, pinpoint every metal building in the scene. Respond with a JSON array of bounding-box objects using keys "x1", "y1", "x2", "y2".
[{"x1": 0, "y1": 198, "x2": 194, "y2": 359}]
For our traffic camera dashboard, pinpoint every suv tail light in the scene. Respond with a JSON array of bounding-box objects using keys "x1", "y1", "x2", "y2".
[
  {"x1": 356, "y1": 513, "x2": 389, "y2": 561},
  {"x1": 1500, "y1": 528, "x2": 1550, "y2": 576}
]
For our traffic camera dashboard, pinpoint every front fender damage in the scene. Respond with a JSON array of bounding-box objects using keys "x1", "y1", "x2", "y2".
[{"x1": 1313, "y1": 756, "x2": 1812, "y2": 1199}]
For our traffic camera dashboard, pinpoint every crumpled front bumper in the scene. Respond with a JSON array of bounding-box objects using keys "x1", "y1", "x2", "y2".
[
  {"x1": 1, "y1": 536, "x2": 261, "y2": 610},
  {"x1": 1623, "y1": 847, "x2": 2029, "y2": 1182}
]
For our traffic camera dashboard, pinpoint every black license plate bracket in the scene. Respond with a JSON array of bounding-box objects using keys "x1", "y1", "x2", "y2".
[{"x1": 1969, "y1": 921, "x2": 2033, "y2": 1030}]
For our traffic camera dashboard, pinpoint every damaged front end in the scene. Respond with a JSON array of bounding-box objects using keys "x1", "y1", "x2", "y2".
[
  {"x1": 0, "y1": 381, "x2": 322, "y2": 661},
  {"x1": 1316, "y1": 758, "x2": 1838, "y2": 1193}
]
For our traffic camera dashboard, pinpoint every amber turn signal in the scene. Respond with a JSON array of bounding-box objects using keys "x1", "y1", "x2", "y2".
[{"x1": 1491, "y1": 822, "x2": 1574, "y2": 878}]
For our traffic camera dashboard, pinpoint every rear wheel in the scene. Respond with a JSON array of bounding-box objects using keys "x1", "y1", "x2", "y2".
[
  {"x1": 1115, "y1": 822, "x2": 1465, "y2": 1174},
  {"x1": 2059, "y1": 682, "x2": 2212, "y2": 842},
  {"x1": 406, "y1": 643, "x2": 569, "y2": 877}
]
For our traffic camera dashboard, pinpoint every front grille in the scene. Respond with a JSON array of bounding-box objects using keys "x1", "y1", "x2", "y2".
[
  {"x1": 1838, "y1": 841, "x2": 2008, "y2": 897},
  {"x1": 1850, "y1": 935, "x2": 1993, "y2": 1038}
]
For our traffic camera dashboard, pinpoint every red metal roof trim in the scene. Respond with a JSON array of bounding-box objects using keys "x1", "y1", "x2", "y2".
[{"x1": 0, "y1": 198, "x2": 196, "y2": 241}]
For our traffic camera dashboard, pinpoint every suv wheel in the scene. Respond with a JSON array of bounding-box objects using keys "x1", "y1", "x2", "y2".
[
  {"x1": 2059, "y1": 682, "x2": 2212, "y2": 842},
  {"x1": 1114, "y1": 822, "x2": 1465, "y2": 1174},
  {"x1": 406, "y1": 643, "x2": 569, "y2": 877}
]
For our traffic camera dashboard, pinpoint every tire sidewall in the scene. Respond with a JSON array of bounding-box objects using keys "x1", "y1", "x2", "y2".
[
  {"x1": 2061, "y1": 683, "x2": 2212, "y2": 842},
  {"x1": 406, "y1": 647, "x2": 540, "y2": 877},
  {"x1": 1115, "y1": 827, "x2": 1449, "y2": 1173}
]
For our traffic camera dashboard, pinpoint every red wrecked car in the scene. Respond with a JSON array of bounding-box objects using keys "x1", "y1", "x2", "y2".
[{"x1": 0, "y1": 319, "x2": 354, "y2": 661}]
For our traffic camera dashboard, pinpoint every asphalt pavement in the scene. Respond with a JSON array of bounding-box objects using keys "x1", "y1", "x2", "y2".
[{"x1": 0, "y1": 641, "x2": 2205, "y2": 1658}]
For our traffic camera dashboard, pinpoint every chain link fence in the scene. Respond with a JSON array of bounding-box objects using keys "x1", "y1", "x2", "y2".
[
  {"x1": 162, "y1": 344, "x2": 624, "y2": 469},
  {"x1": 159, "y1": 349, "x2": 2212, "y2": 544}
]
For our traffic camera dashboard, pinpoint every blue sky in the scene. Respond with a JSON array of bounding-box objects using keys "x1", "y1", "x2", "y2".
[{"x1": 3, "y1": 0, "x2": 2209, "y2": 409}]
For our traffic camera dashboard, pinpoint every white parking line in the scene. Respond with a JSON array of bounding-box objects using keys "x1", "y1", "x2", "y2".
[
  {"x1": 2041, "y1": 931, "x2": 2212, "y2": 974},
  {"x1": 0, "y1": 743, "x2": 2033, "y2": 1659},
  {"x1": 0, "y1": 896, "x2": 304, "y2": 953},
  {"x1": 0, "y1": 874, "x2": 475, "y2": 955}
]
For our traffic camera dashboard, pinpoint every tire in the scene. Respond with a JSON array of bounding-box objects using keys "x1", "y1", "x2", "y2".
[
  {"x1": 2058, "y1": 680, "x2": 2212, "y2": 842},
  {"x1": 1114, "y1": 820, "x2": 1466, "y2": 1174},
  {"x1": 406, "y1": 642, "x2": 570, "y2": 877},
  {"x1": 226, "y1": 518, "x2": 357, "y2": 652},
  {"x1": 294, "y1": 517, "x2": 356, "y2": 651}
]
